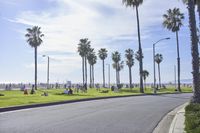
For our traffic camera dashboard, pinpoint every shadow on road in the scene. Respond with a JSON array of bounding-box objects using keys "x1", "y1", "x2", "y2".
[{"x1": 156, "y1": 94, "x2": 192, "y2": 100}]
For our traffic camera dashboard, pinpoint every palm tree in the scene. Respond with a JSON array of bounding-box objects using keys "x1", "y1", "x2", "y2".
[
  {"x1": 25, "y1": 26, "x2": 44, "y2": 93},
  {"x1": 112, "y1": 51, "x2": 121, "y2": 86},
  {"x1": 141, "y1": 70, "x2": 149, "y2": 89},
  {"x1": 113, "y1": 61, "x2": 124, "y2": 86},
  {"x1": 77, "y1": 38, "x2": 91, "y2": 90},
  {"x1": 78, "y1": 43, "x2": 85, "y2": 87},
  {"x1": 122, "y1": 0, "x2": 144, "y2": 93},
  {"x1": 187, "y1": 0, "x2": 200, "y2": 103},
  {"x1": 155, "y1": 54, "x2": 163, "y2": 89},
  {"x1": 91, "y1": 54, "x2": 97, "y2": 88},
  {"x1": 163, "y1": 8, "x2": 184, "y2": 92},
  {"x1": 98, "y1": 48, "x2": 108, "y2": 88},
  {"x1": 125, "y1": 49, "x2": 134, "y2": 88},
  {"x1": 87, "y1": 48, "x2": 96, "y2": 88}
]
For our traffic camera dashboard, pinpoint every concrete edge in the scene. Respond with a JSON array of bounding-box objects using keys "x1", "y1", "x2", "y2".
[
  {"x1": 152, "y1": 102, "x2": 189, "y2": 133},
  {"x1": 168, "y1": 102, "x2": 188, "y2": 133},
  {"x1": 0, "y1": 92, "x2": 191, "y2": 113}
]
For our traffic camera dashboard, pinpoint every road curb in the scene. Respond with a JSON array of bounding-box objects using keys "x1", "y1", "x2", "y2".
[
  {"x1": 153, "y1": 102, "x2": 189, "y2": 133},
  {"x1": 168, "y1": 102, "x2": 188, "y2": 133}
]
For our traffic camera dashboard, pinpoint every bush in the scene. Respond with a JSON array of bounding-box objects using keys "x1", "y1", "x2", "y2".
[{"x1": 185, "y1": 103, "x2": 200, "y2": 133}]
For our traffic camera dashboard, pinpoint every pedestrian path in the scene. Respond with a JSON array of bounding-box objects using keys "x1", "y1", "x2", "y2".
[
  {"x1": 153, "y1": 102, "x2": 188, "y2": 133},
  {"x1": 169, "y1": 103, "x2": 188, "y2": 133}
]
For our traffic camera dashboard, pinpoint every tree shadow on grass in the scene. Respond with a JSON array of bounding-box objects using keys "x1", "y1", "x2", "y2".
[
  {"x1": 55, "y1": 93, "x2": 92, "y2": 97},
  {"x1": 120, "y1": 89, "x2": 140, "y2": 93}
]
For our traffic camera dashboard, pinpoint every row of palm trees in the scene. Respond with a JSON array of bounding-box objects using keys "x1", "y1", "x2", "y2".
[
  {"x1": 121, "y1": 0, "x2": 183, "y2": 93},
  {"x1": 77, "y1": 42, "x2": 152, "y2": 90},
  {"x1": 121, "y1": 0, "x2": 200, "y2": 102}
]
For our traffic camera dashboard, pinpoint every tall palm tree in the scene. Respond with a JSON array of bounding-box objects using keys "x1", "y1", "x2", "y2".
[
  {"x1": 155, "y1": 54, "x2": 163, "y2": 89},
  {"x1": 91, "y1": 54, "x2": 97, "y2": 88},
  {"x1": 113, "y1": 61, "x2": 124, "y2": 86},
  {"x1": 125, "y1": 49, "x2": 134, "y2": 88},
  {"x1": 87, "y1": 48, "x2": 96, "y2": 88},
  {"x1": 163, "y1": 8, "x2": 184, "y2": 92},
  {"x1": 98, "y1": 48, "x2": 108, "y2": 88},
  {"x1": 187, "y1": 0, "x2": 200, "y2": 103},
  {"x1": 78, "y1": 43, "x2": 85, "y2": 87},
  {"x1": 77, "y1": 38, "x2": 91, "y2": 90},
  {"x1": 141, "y1": 70, "x2": 149, "y2": 89},
  {"x1": 25, "y1": 26, "x2": 44, "y2": 93},
  {"x1": 112, "y1": 51, "x2": 121, "y2": 86},
  {"x1": 122, "y1": 0, "x2": 144, "y2": 93}
]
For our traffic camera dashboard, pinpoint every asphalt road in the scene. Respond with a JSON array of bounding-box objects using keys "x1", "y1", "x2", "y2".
[{"x1": 0, "y1": 93, "x2": 192, "y2": 133}]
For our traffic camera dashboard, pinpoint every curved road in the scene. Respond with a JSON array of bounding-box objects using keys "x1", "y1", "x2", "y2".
[{"x1": 0, "y1": 93, "x2": 191, "y2": 133}]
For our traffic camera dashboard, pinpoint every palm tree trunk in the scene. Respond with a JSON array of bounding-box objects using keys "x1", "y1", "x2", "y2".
[
  {"x1": 144, "y1": 79, "x2": 146, "y2": 90},
  {"x1": 176, "y1": 31, "x2": 181, "y2": 92},
  {"x1": 118, "y1": 70, "x2": 120, "y2": 85},
  {"x1": 117, "y1": 63, "x2": 120, "y2": 85},
  {"x1": 135, "y1": 5, "x2": 144, "y2": 93},
  {"x1": 103, "y1": 60, "x2": 105, "y2": 88},
  {"x1": 129, "y1": 66, "x2": 132, "y2": 89},
  {"x1": 34, "y1": 47, "x2": 37, "y2": 91},
  {"x1": 85, "y1": 56, "x2": 87, "y2": 90},
  {"x1": 158, "y1": 63, "x2": 161, "y2": 89},
  {"x1": 92, "y1": 65, "x2": 94, "y2": 88},
  {"x1": 82, "y1": 57, "x2": 85, "y2": 86},
  {"x1": 197, "y1": 2, "x2": 200, "y2": 27},
  {"x1": 116, "y1": 67, "x2": 118, "y2": 86},
  {"x1": 90, "y1": 65, "x2": 92, "y2": 88},
  {"x1": 188, "y1": 0, "x2": 200, "y2": 103}
]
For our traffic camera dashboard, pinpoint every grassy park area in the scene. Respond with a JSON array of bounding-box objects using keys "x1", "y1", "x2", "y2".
[{"x1": 0, "y1": 87, "x2": 192, "y2": 108}]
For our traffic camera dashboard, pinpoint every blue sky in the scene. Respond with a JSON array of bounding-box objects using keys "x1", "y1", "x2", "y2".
[{"x1": 0, "y1": 0, "x2": 194, "y2": 84}]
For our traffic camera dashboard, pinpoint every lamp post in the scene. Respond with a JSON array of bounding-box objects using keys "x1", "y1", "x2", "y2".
[
  {"x1": 43, "y1": 55, "x2": 50, "y2": 89},
  {"x1": 153, "y1": 37, "x2": 170, "y2": 94},
  {"x1": 106, "y1": 64, "x2": 110, "y2": 89},
  {"x1": 174, "y1": 65, "x2": 177, "y2": 90}
]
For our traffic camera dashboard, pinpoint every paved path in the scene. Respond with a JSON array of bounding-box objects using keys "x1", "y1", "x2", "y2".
[{"x1": 0, "y1": 93, "x2": 192, "y2": 133}]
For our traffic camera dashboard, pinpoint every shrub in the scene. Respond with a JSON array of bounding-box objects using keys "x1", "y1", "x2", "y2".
[{"x1": 185, "y1": 103, "x2": 200, "y2": 133}]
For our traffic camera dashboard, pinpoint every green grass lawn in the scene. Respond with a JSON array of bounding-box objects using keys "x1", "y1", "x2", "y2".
[
  {"x1": 185, "y1": 103, "x2": 200, "y2": 133},
  {"x1": 0, "y1": 87, "x2": 192, "y2": 108}
]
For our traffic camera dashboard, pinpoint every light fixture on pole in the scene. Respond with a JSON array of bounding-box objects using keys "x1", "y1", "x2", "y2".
[{"x1": 153, "y1": 37, "x2": 170, "y2": 94}]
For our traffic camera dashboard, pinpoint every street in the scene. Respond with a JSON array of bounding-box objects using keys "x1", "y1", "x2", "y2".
[{"x1": 0, "y1": 93, "x2": 191, "y2": 133}]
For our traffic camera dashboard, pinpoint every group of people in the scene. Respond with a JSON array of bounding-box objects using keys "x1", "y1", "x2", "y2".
[{"x1": 64, "y1": 88, "x2": 73, "y2": 95}]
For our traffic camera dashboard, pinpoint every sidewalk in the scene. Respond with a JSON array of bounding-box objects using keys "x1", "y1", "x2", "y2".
[
  {"x1": 169, "y1": 103, "x2": 188, "y2": 133},
  {"x1": 153, "y1": 102, "x2": 188, "y2": 133}
]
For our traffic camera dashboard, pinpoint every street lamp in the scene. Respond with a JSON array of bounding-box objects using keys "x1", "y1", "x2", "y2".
[
  {"x1": 153, "y1": 37, "x2": 170, "y2": 94},
  {"x1": 43, "y1": 55, "x2": 50, "y2": 89},
  {"x1": 106, "y1": 64, "x2": 110, "y2": 89}
]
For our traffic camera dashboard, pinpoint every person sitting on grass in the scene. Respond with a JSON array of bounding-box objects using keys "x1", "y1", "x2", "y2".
[
  {"x1": 41, "y1": 92, "x2": 48, "y2": 96},
  {"x1": 68, "y1": 88, "x2": 73, "y2": 95},
  {"x1": 24, "y1": 89, "x2": 28, "y2": 95},
  {"x1": 64, "y1": 89, "x2": 68, "y2": 94}
]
